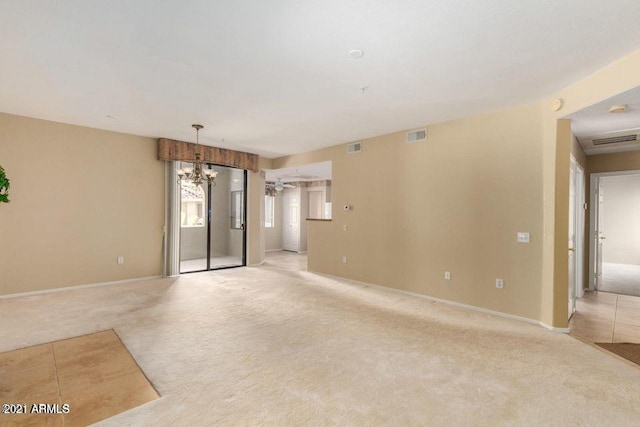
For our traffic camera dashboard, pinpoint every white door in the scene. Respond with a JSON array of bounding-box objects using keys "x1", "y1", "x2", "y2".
[
  {"x1": 282, "y1": 190, "x2": 299, "y2": 252},
  {"x1": 568, "y1": 160, "x2": 576, "y2": 318},
  {"x1": 575, "y1": 164, "x2": 586, "y2": 299},
  {"x1": 595, "y1": 181, "x2": 605, "y2": 289}
]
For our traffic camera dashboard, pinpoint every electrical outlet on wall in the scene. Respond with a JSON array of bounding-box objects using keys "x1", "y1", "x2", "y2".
[
  {"x1": 117, "y1": 256, "x2": 125, "y2": 265},
  {"x1": 444, "y1": 271, "x2": 451, "y2": 280},
  {"x1": 342, "y1": 255, "x2": 347, "y2": 264},
  {"x1": 496, "y1": 278, "x2": 504, "y2": 289}
]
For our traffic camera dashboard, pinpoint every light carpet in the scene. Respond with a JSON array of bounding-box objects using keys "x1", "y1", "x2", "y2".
[
  {"x1": 599, "y1": 262, "x2": 640, "y2": 297},
  {"x1": 1, "y1": 262, "x2": 640, "y2": 425}
]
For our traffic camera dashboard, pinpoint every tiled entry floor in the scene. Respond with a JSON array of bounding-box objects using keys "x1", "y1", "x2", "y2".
[
  {"x1": 0, "y1": 330, "x2": 158, "y2": 426},
  {"x1": 570, "y1": 291, "x2": 640, "y2": 343}
]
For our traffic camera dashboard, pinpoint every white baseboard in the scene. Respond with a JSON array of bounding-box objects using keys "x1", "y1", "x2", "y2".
[
  {"x1": 265, "y1": 249, "x2": 284, "y2": 253},
  {"x1": 309, "y1": 271, "x2": 569, "y2": 333},
  {"x1": 539, "y1": 322, "x2": 571, "y2": 333},
  {"x1": 0, "y1": 276, "x2": 162, "y2": 300}
]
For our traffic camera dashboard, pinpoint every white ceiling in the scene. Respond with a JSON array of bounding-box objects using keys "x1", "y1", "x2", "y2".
[
  {"x1": 2, "y1": 1, "x2": 640, "y2": 158},
  {"x1": 569, "y1": 86, "x2": 640, "y2": 155},
  {"x1": 265, "y1": 161, "x2": 332, "y2": 183}
]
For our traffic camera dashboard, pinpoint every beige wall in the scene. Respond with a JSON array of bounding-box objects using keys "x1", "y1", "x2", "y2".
[
  {"x1": 588, "y1": 150, "x2": 640, "y2": 174},
  {"x1": 551, "y1": 119, "x2": 572, "y2": 324},
  {"x1": 275, "y1": 103, "x2": 545, "y2": 321},
  {"x1": 246, "y1": 158, "x2": 271, "y2": 265},
  {"x1": 0, "y1": 113, "x2": 164, "y2": 295}
]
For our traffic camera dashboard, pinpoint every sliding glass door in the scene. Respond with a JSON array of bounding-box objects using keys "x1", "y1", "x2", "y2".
[{"x1": 179, "y1": 163, "x2": 246, "y2": 273}]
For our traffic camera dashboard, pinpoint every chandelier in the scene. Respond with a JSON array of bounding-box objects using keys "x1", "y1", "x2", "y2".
[{"x1": 177, "y1": 124, "x2": 217, "y2": 186}]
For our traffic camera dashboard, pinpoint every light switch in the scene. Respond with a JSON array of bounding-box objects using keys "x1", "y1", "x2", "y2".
[{"x1": 517, "y1": 232, "x2": 530, "y2": 243}]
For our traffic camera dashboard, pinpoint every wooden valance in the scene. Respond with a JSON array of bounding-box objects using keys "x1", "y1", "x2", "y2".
[{"x1": 158, "y1": 138, "x2": 259, "y2": 173}]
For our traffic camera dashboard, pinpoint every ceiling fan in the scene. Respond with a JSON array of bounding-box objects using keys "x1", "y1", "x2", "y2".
[{"x1": 266, "y1": 178, "x2": 295, "y2": 192}]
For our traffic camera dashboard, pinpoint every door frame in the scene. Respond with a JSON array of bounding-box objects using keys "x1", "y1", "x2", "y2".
[
  {"x1": 588, "y1": 169, "x2": 640, "y2": 291},
  {"x1": 568, "y1": 156, "x2": 585, "y2": 317},
  {"x1": 574, "y1": 158, "x2": 585, "y2": 300}
]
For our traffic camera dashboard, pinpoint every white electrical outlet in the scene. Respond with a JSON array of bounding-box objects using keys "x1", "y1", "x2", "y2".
[
  {"x1": 496, "y1": 278, "x2": 504, "y2": 289},
  {"x1": 517, "y1": 232, "x2": 530, "y2": 243},
  {"x1": 444, "y1": 271, "x2": 451, "y2": 280},
  {"x1": 343, "y1": 224, "x2": 348, "y2": 231},
  {"x1": 117, "y1": 256, "x2": 124, "y2": 265},
  {"x1": 342, "y1": 255, "x2": 347, "y2": 264}
]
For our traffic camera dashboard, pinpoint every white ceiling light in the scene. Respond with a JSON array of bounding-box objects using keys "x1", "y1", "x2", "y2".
[
  {"x1": 349, "y1": 49, "x2": 364, "y2": 59},
  {"x1": 609, "y1": 104, "x2": 628, "y2": 113}
]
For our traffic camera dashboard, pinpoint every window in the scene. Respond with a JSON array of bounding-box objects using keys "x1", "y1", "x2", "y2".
[
  {"x1": 180, "y1": 181, "x2": 205, "y2": 227},
  {"x1": 265, "y1": 195, "x2": 275, "y2": 228},
  {"x1": 230, "y1": 191, "x2": 244, "y2": 229}
]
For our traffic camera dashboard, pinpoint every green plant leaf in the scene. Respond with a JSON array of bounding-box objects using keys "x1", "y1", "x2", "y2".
[{"x1": 0, "y1": 165, "x2": 10, "y2": 203}]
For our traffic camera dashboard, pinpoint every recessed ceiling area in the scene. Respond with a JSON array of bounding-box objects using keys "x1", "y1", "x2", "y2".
[
  {"x1": 2, "y1": 1, "x2": 640, "y2": 158},
  {"x1": 569, "y1": 86, "x2": 640, "y2": 155},
  {"x1": 265, "y1": 161, "x2": 332, "y2": 183}
]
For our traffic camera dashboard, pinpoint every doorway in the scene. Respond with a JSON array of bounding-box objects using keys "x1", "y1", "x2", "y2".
[
  {"x1": 264, "y1": 161, "x2": 332, "y2": 256},
  {"x1": 589, "y1": 171, "x2": 640, "y2": 297},
  {"x1": 179, "y1": 163, "x2": 247, "y2": 273}
]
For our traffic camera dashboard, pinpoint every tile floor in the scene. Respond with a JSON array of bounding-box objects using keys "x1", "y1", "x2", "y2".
[
  {"x1": 570, "y1": 291, "x2": 640, "y2": 343},
  {"x1": 0, "y1": 330, "x2": 158, "y2": 426}
]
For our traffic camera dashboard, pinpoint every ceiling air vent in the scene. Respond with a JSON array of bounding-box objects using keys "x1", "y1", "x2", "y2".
[
  {"x1": 347, "y1": 141, "x2": 362, "y2": 154},
  {"x1": 592, "y1": 134, "x2": 638, "y2": 145},
  {"x1": 406, "y1": 129, "x2": 427, "y2": 143}
]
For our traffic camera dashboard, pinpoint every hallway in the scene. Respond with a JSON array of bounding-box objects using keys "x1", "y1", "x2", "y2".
[{"x1": 570, "y1": 291, "x2": 640, "y2": 343}]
